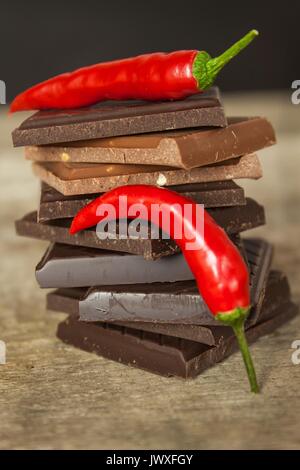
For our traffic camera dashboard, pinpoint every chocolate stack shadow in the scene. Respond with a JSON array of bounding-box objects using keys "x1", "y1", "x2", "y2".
[{"x1": 14, "y1": 87, "x2": 298, "y2": 378}]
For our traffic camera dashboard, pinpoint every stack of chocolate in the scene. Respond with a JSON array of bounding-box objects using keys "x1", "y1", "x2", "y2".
[{"x1": 13, "y1": 88, "x2": 297, "y2": 378}]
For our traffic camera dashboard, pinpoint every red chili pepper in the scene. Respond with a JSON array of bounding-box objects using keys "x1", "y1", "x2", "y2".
[
  {"x1": 70, "y1": 185, "x2": 259, "y2": 392},
  {"x1": 10, "y1": 30, "x2": 258, "y2": 112}
]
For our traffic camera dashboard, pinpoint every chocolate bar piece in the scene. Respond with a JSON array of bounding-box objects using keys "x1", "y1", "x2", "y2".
[
  {"x1": 48, "y1": 286, "x2": 220, "y2": 346},
  {"x1": 247, "y1": 270, "x2": 292, "y2": 326},
  {"x1": 48, "y1": 266, "x2": 286, "y2": 346},
  {"x1": 35, "y1": 234, "x2": 246, "y2": 289},
  {"x1": 78, "y1": 238, "x2": 271, "y2": 324},
  {"x1": 39, "y1": 161, "x2": 174, "y2": 180},
  {"x1": 12, "y1": 87, "x2": 227, "y2": 147},
  {"x1": 56, "y1": 299, "x2": 298, "y2": 379},
  {"x1": 116, "y1": 270, "x2": 293, "y2": 341},
  {"x1": 16, "y1": 212, "x2": 177, "y2": 260},
  {"x1": 36, "y1": 234, "x2": 242, "y2": 289},
  {"x1": 36, "y1": 246, "x2": 193, "y2": 288},
  {"x1": 32, "y1": 153, "x2": 262, "y2": 196},
  {"x1": 233, "y1": 233, "x2": 249, "y2": 269},
  {"x1": 45, "y1": 238, "x2": 271, "y2": 325},
  {"x1": 245, "y1": 238, "x2": 273, "y2": 309},
  {"x1": 208, "y1": 200, "x2": 265, "y2": 235},
  {"x1": 15, "y1": 199, "x2": 265, "y2": 260},
  {"x1": 24, "y1": 117, "x2": 276, "y2": 169},
  {"x1": 38, "y1": 181, "x2": 246, "y2": 222}
]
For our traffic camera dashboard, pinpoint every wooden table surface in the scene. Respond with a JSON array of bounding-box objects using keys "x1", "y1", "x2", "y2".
[{"x1": 0, "y1": 92, "x2": 300, "y2": 450}]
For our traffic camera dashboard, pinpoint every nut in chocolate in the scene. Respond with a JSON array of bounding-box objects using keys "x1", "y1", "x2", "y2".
[{"x1": 95, "y1": 196, "x2": 204, "y2": 250}]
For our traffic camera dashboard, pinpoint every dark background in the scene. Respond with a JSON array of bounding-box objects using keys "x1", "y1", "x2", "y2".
[{"x1": 1, "y1": 0, "x2": 299, "y2": 101}]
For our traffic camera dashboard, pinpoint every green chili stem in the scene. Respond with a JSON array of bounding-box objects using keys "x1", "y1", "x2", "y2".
[
  {"x1": 207, "y1": 29, "x2": 259, "y2": 79},
  {"x1": 193, "y1": 29, "x2": 259, "y2": 90},
  {"x1": 231, "y1": 319, "x2": 259, "y2": 393},
  {"x1": 216, "y1": 307, "x2": 259, "y2": 393}
]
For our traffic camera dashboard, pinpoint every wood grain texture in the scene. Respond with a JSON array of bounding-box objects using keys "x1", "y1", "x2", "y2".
[{"x1": 0, "y1": 92, "x2": 300, "y2": 449}]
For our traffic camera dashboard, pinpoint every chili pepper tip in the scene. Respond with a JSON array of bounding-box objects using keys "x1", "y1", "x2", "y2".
[
  {"x1": 69, "y1": 220, "x2": 79, "y2": 234},
  {"x1": 70, "y1": 210, "x2": 88, "y2": 234}
]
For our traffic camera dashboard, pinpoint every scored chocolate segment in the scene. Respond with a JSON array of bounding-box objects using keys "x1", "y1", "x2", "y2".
[
  {"x1": 119, "y1": 270, "x2": 292, "y2": 342},
  {"x1": 35, "y1": 235, "x2": 244, "y2": 289},
  {"x1": 39, "y1": 161, "x2": 174, "y2": 180},
  {"x1": 16, "y1": 199, "x2": 265, "y2": 260},
  {"x1": 45, "y1": 239, "x2": 272, "y2": 325},
  {"x1": 24, "y1": 116, "x2": 276, "y2": 169},
  {"x1": 12, "y1": 87, "x2": 226, "y2": 147},
  {"x1": 232, "y1": 233, "x2": 249, "y2": 269},
  {"x1": 36, "y1": 247, "x2": 194, "y2": 288},
  {"x1": 247, "y1": 270, "x2": 291, "y2": 327},
  {"x1": 245, "y1": 238, "x2": 273, "y2": 308},
  {"x1": 16, "y1": 212, "x2": 177, "y2": 260},
  {"x1": 38, "y1": 181, "x2": 246, "y2": 222},
  {"x1": 208, "y1": 199, "x2": 265, "y2": 234},
  {"x1": 47, "y1": 286, "x2": 219, "y2": 346},
  {"x1": 56, "y1": 299, "x2": 298, "y2": 379},
  {"x1": 31, "y1": 153, "x2": 262, "y2": 196},
  {"x1": 48, "y1": 287, "x2": 83, "y2": 317},
  {"x1": 48, "y1": 266, "x2": 287, "y2": 346}
]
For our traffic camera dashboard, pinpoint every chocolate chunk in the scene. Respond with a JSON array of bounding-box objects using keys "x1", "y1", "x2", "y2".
[
  {"x1": 16, "y1": 212, "x2": 177, "y2": 260},
  {"x1": 48, "y1": 285, "x2": 220, "y2": 346},
  {"x1": 48, "y1": 266, "x2": 286, "y2": 346},
  {"x1": 38, "y1": 161, "x2": 174, "y2": 180},
  {"x1": 56, "y1": 300, "x2": 298, "y2": 379},
  {"x1": 36, "y1": 235, "x2": 244, "y2": 289},
  {"x1": 244, "y1": 238, "x2": 273, "y2": 308},
  {"x1": 46, "y1": 238, "x2": 272, "y2": 325},
  {"x1": 38, "y1": 181, "x2": 246, "y2": 222},
  {"x1": 24, "y1": 117, "x2": 276, "y2": 169},
  {"x1": 120, "y1": 269, "x2": 292, "y2": 342},
  {"x1": 36, "y1": 246, "x2": 194, "y2": 288},
  {"x1": 32, "y1": 153, "x2": 262, "y2": 196},
  {"x1": 15, "y1": 199, "x2": 265, "y2": 259},
  {"x1": 208, "y1": 199, "x2": 265, "y2": 234},
  {"x1": 232, "y1": 233, "x2": 249, "y2": 269},
  {"x1": 78, "y1": 238, "x2": 271, "y2": 324},
  {"x1": 12, "y1": 87, "x2": 227, "y2": 147},
  {"x1": 247, "y1": 270, "x2": 291, "y2": 326}
]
